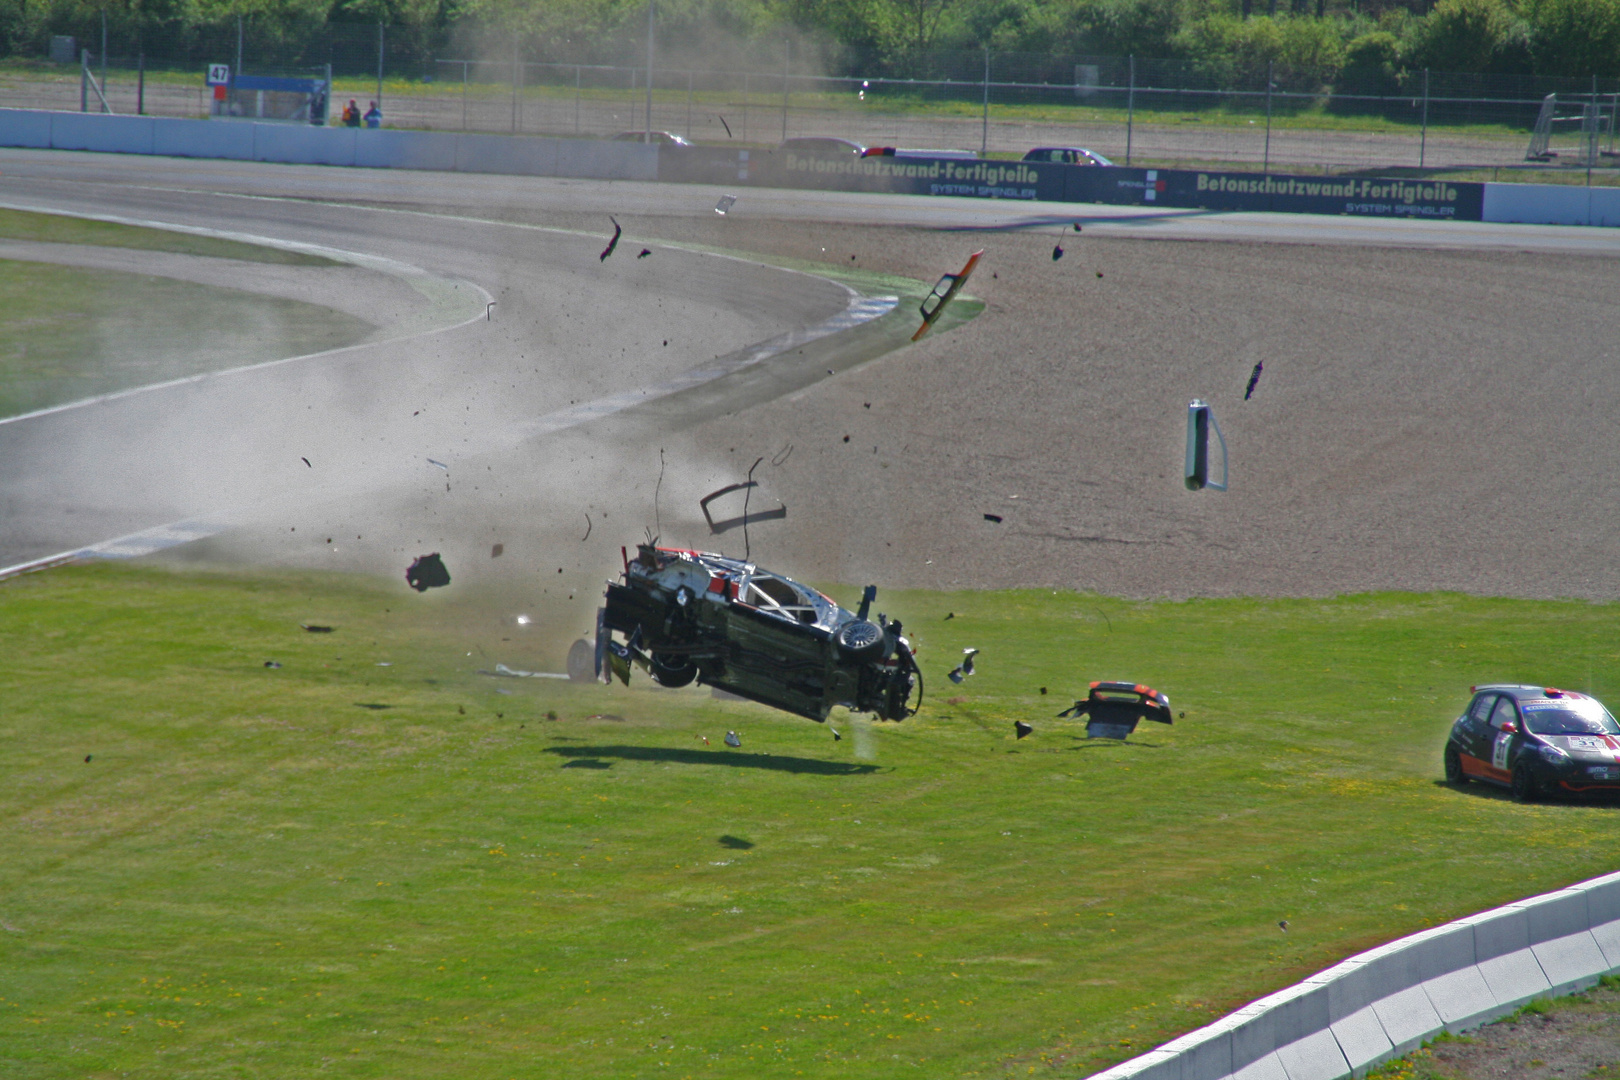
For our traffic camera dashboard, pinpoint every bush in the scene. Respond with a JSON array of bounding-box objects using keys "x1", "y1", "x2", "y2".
[
  {"x1": 1338, "y1": 30, "x2": 1402, "y2": 96},
  {"x1": 1175, "y1": 13, "x2": 1345, "y2": 92},
  {"x1": 1407, "y1": 0, "x2": 1529, "y2": 74},
  {"x1": 1526, "y1": 0, "x2": 1620, "y2": 77}
]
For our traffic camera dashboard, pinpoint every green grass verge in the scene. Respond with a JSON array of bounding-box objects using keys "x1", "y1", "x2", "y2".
[
  {"x1": 0, "y1": 260, "x2": 374, "y2": 417},
  {"x1": 0, "y1": 207, "x2": 339, "y2": 266},
  {"x1": 4, "y1": 563, "x2": 1620, "y2": 1078}
]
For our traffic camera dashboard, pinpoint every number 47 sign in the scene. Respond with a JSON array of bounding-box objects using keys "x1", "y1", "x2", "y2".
[{"x1": 206, "y1": 64, "x2": 230, "y2": 86}]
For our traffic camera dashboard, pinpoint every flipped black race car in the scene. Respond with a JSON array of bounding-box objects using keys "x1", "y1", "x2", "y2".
[
  {"x1": 597, "y1": 545, "x2": 920, "y2": 723},
  {"x1": 1444, "y1": 684, "x2": 1620, "y2": 801}
]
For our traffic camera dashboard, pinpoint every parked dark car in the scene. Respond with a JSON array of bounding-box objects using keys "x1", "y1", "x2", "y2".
[
  {"x1": 1023, "y1": 146, "x2": 1113, "y2": 167},
  {"x1": 597, "y1": 544, "x2": 920, "y2": 723},
  {"x1": 1445, "y1": 684, "x2": 1620, "y2": 801}
]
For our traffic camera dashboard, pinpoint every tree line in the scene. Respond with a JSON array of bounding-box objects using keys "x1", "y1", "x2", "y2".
[{"x1": 2, "y1": 0, "x2": 1616, "y2": 84}]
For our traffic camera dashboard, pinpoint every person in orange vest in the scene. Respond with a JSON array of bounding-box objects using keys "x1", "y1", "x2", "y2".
[{"x1": 342, "y1": 99, "x2": 361, "y2": 127}]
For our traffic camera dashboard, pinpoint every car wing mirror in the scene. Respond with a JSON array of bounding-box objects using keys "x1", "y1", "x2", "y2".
[
  {"x1": 1501, "y1": 721, "x2": 1518, "y2": 733},
  {"x1": 1184, "y1": 399, "x2": 1228, "y2": 492}
]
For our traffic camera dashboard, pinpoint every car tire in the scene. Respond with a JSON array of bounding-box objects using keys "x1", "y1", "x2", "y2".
[
  {"x1": 1512, "y1": 759, "x2": 1541, "y2": 803},
  {"x1": 567, "y1": 639, "x2": 596, "y2": 683},
  {"x1": 836, "y1": 619, "x2": 885, "y2": 660},
  {"x1": 650, "y1": 653, "x2": 698, "y2": 689},
  {"x1": 1444, "y1": 744, "x2": 1467, "y2": 785}
]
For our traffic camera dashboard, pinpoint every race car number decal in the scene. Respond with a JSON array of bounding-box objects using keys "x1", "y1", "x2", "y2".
[
  {"x1": 1569, "y1": 736, "x2": 1606, "y2": 750},
  {"x1": 1493, "y1": 732, "x2": 1513, "y2": 771}
]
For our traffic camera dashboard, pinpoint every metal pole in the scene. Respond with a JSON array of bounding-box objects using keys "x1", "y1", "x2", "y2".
[
  {"x1": 1420, "y1": 68, "x2": 1429, "y2": 167},
  {"x1": 137, "y1": 51, "x2": 144, "y2": 115},
  {"x1": 686, "y1": 68, "x2": 693, "y2": 138},
  {"x1": 575, "y1": 65, "x2": 581, "y2": 134},
  {"x1": 781, "y1": 39, "x2": 789, "y2": 141},
  {"x1": 81, "y1": 48, "x2": 88, "y2": 112},
  {"x1": 1264, "y1": 60, "x2": 1273, "y2": 173},
  {"x1": 742, "y1": 71, "x2": 748, "y2": 142},
  {"x1": 511, "y1": 40, "x2": 519, "y2": 133},
  {"x1": 461, "y1": 59, "x2": 468, "y2": 130},
  {"x1": 645, "y1": 0, "x2": 654, "y2": 142},
  {"x1": 100, "y1": 9, "x2": 107, "y2": 94},
  {"x1": 1125, "y1": 55, "x2": 1134, "y2": 167},
  {"x1": 981, "y1": 45, "x2": 989, "y2": 157},
  {"x1": 1590, "y1": 74, "x2": 1598, "y2": 183},
  {"x1": 236, "y1": 15, "x2": 243, "y2": 78},
  {"x1": 324, "y1": 62, "x2": 332, "y2": 124},
  {"x1": 376, "y1": 20, "x2": 384, "y2": 108}
]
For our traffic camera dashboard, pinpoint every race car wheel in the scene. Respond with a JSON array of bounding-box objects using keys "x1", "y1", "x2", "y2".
[
  {"x1": 1443, "y1": 744, "x2": 1466, "y2": 785},
  {"x1": 835, "y1": 619, "x2": 886, "y2": 660},
  {"x1": 650, "y1": 653, "x2": 698, "y2": 689},
  {"x1": 1511, "y1": 761, "x2": 1541, "y2": 803}
]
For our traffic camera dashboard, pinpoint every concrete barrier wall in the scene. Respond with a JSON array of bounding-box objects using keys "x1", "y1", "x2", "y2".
[
  {"x1": 0, "y1": 108, "x2": 656, "y2": 182},
  {"x1": 1482, "y1": 182, "x2": 1620, "y2": 227},
  {"x1": 1088, "y1": 870, "x2": 1620, "y2": 1080}
]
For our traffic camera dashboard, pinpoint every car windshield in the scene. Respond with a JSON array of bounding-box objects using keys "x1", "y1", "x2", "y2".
[{"x1": 1523, "y1": 702, "x2": 1620, "y2": 736}]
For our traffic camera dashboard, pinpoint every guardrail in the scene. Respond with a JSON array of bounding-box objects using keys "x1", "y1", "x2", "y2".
[
  {"x1": 1, "y1": 107, "x2": 1615, "y2": 227},
  {"x1": 1089, "y1": 869, "x2": 1620, "y2": 1080}
]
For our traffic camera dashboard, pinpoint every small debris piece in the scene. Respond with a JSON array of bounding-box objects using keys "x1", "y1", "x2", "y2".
[
  {"x1": 717, "y1": 115, "x2": 732, "y2": 138},
  {"x1": 944, "y1": 612, "x2": 955, "y2": 621},
  {"x1": 427, "y1": 458, "x2": 449, "y2": 471},
  {"x1": 724, "y1": 730, "x2": 742, "y2": 748},
  {"x1": 1052, "y1": 243, "x2": 1064, "y2": 261},
  {"x1": 264, "y1": 660, "x2": 282, "y2": 669},
  {"x1": 1015, "y1": 721, "x2": 1033, "y2": 739},
  {"x1": 600, "y1": 216, "x2": 622, "y2": 261},
  {"x1": 301, "y1": 457, "x2": 311, "y2": 467},
  {"x1": 1074, "y1": 222, "x2": 1083, "y2": 232},
  {"x1": 1279, "y1": 920, "x2": 1289, "y2": 932},
  {"x1": 491, "y1": 543, "x2": 504, "y2": 558},
  {"x1": 638, "y1": 248, "x2": 651, "y2": 259},
  {"x1": 863, "y1": 403, "x2": 871, "y2": 409},
  {"x1": 700, "y1": 735, "x2": 709, "y2": 745},
  {"x1": 714, "y1": 193, "x2": 737, "y2": 215},
  {"x1": 1040, "y1": 687, "x2": 1048, "y2": 695},
  {"x1": 831, "y1": 727, "x2": 842, "y2": 742},
  {"x1": 1096, "y1": 271, "x2": 1104, "y2": 278},
  {"x1": 1244, "y1": 360, "x2": 1264, "y2": 400},
  {"x1": 983, "y1": 513, "x2": 1003, "y2": 523},
  {"x1": 405, "y1": 552, "x2": 451, "y2": 592},
  {"x1": 85, "y1": 754, "x2": 92, "y2": 762},
  {"x1": 486, "y1": 301, "x2": 495, "y2": 320},
  {"x1": 842, "y1": 435, "x2": 850, "y2": 443},
  {"x1": 301, "y1": 624, "x2": 334, "y2": 633},
  {"x1": 947, "y1": 647, "x2": 980, "y2": 684}
]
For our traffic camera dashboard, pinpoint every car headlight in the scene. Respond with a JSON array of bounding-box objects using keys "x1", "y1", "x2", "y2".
[{"x1": 1540, "y1": 743, "x2": 1570, "y2": 762}]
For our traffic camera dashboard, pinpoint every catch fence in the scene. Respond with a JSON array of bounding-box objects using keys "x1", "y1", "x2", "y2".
[{"x1": 5, "y1": 44, "x2": 1618, "y2": 176}]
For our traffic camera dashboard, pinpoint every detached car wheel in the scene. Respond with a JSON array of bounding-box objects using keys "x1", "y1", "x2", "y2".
[
  {"x1": 836, "y1": 619, "x2": 885, "y2": 660},
  {"x1": 1444, "y1": 744, "x2": 1466, "y2": 785},
  {"x1": 1512, "y1": 760, "x2": 1541, "y2": 803}
]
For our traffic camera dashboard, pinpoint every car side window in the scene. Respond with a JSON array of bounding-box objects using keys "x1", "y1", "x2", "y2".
[
  {"x1": 1469, "y1": 694, "x2": 1495, "y2": 725},
  {"x1": 1489, "y1": 696, "x2": 1519, "y2": 731}
]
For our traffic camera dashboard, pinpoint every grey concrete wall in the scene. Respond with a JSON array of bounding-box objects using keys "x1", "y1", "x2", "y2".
[
  {"x1": 1088, "y1": 870, "x2": 1620, "y2": 1080},
  {"x1": 1482, "y1": 182, "x2": 1620, "y2": 227},
  {"x1": 0, "y1": 107, "x2": 657, "y2": 182}
]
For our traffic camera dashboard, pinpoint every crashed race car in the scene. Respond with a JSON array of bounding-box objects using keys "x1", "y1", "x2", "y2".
[
  {"x1": 1445, "y1": 684, "x2": 1620, "y2": 801},
  {"x1": 596, "y1": 544, "x2": 920, "y2": 723}
]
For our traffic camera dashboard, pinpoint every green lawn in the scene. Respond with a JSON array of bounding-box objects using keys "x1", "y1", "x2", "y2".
[
  {"x1": 0, "y1": 207, "x2": 339, "y2": 266},
  {"x1": 0, "y1": 259, "x2": 373, "y2": 418},
  {"x1": 3, "y1": 564, "x2": 1620, "y2": 1079}
]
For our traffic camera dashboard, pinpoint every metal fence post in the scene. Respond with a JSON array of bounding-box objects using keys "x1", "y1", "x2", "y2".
[
  {"x1": 981, "y1": 46, "x2": 990, "y2": 157},
  {"x1": 236, "y1": 15, "x2": 242, "y2": 79},
  {"x1": 781, "y1": 39, "x2": 790, "y2": 141},
  {"x1": 742, "y1": 71, "x2": 748, "y2": 142},
  {"x1": 80, "y1": 48, "x2": 88, "y2": 112},
  {"x1": 1420, "y1": 68, "x2": 1429, "y2": 167},
  {"x1": 645, "y1": 0, "x2": 655, "y2": 141},
  {"x1": 511, "y1": 41, "x2": 520, "y2": 134},
  {"x1": 99, "y1": 10, "x2": 107, "y2": 97},
  {"x1": 1126, "y1": 55, "x2": 1134, "y2": 166},
  {"x1": 687, "y1": 69, "x2": 693, "y2": 139},
  {"x1": 1264, "y1": 60, "x2": 1273, "y2": 173},
  {"x1": 137, "y1": 51, "x2": 145, "y2": 115},
  {"x1": 376, "y1": 21, "x2": 384, "y2": 108},
  {"x1": 575, "y1": 65, "x2": 581, "y2": 135},
  {"x1": 462, "y1": 59, "x2": 468, "y2": 130}
]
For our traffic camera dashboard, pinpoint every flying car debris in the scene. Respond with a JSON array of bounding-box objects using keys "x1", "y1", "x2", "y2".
[
  {"x1": 1058, "y1": 682, "x2": 1173, "y2": 740},
  {"x1": 427, "y1": 458, "x2": 449, "y2": 471},
  {"x1": 1185, "y1": 400, "x2": 1228, "y2": 492},
  {"x1": 717, "y1": 115, "x2": 733, "y2": 138},
  {"x1": 1015, "y1": 720, "x2": 1033, "y2": 739},
  {"x1": 301, "y1": 624, "x2": 334, "y2": 633},
  {"x1": 700, "y1": 479, "x2": 786, "y2": 534},
  {"x1": 1244, "y1": 360, "x2": 1264, "y2": 400},
  {"x1": 725, "y1": 730, "x2": 742, "y2": 748},
  {"x1": 485, "y1": 301, "x2": 496, "y2": 320},
  {"x1": 913, "y1": 250, "x2": 984, "y2": 342},
  {"x1": 832, "y1": 727, "x2": 841, "y2": 741},
  {"x1": 948, "y1": 648, "x2": 980, "y2": 685},
  {"x1": 598, "y1": 545, "x2": 920, "y2": 722},
  {"x1": 600, "y1": 217, "x2": 622, "y2": 261},
  {"x1": 264, "y1": 660, "x2": 282, "y2": 669},
  {"x1": 405, "y1": 553, "x2": 451, "y2": 592},
  {"x1": 1279, "y1": 920, "x2": 1289, "y2": 932},
  {"x1": 480, "y1": 663, "x2": 568, "y2": 679},
  {"x1": 638, "y1": 248, "x2": 651, "y2": 259},
  {"x1": 85, "y1": 754, "x2": 92, "y2": 763},
  {"x1": 1052, "y1": 243, "x2": 1064, "y2": 261},
  {"x1": 983, "y1": 513, "x2": 1003, "y2": 524},
  {"x1": 1074, "y1": 222, "x2": 1083, "y2": 232},
  {"x1": 491, "y1": 543, "x2": 504, "y2": 558},
  {"x1": 301, "y1": 457, "x2": 311, "y2": 468},
  {"x1": 715, "y1": 194, "x2": 737, "y2": 216}
]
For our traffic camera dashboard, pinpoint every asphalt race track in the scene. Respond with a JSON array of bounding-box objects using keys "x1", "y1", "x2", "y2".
[{"x1": 2, "y1": 147, "x2": 1619, "y2": 604}]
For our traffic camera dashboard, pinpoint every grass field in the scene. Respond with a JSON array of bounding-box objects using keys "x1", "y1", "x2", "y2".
[
  {"x1": 0, "y1": 207, "x2": 339, "y2": 266},
  {"x1": 4, "y1": 562, "x2": 1620, "y2": 1078},
  {"x1": 0, "y1": 259, "x2": 373, "y2": 419}
]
